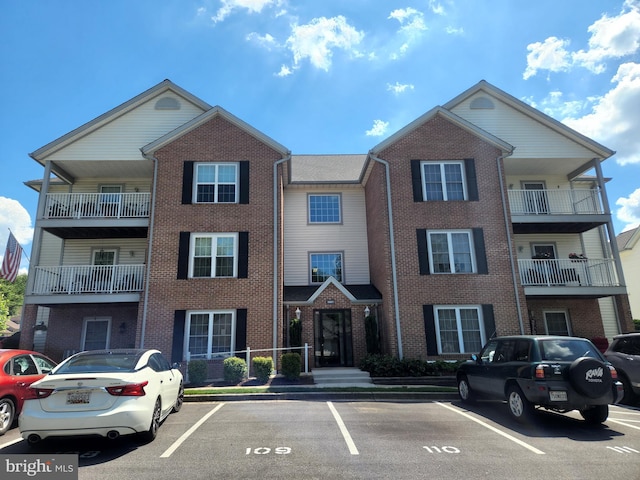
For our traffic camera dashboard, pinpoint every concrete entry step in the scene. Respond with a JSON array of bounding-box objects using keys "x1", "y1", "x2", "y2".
[{"x1": 312, "y1": 367, "x2": 373, "y2": 386}]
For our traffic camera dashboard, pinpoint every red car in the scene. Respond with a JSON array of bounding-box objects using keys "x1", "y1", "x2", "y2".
[{"x1": 0, "y1": 349, "x2": 57, "y2": 435}]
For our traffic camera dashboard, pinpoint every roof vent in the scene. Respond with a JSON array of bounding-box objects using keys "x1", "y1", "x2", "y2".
[
  {"x1": 155, "y1": 97, "x2": 181, "y2": 110},
  {"x1": 470, "y1": 97, "x2": 494, "y2": 109}
]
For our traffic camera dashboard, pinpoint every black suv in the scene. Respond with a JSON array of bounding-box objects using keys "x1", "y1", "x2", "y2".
[
  {"x1": 457, "y1": 335, "x2": 623, "y2": 424},
  {"x1": 604, "y1": 332, "x2": 640, "y2": 405}
]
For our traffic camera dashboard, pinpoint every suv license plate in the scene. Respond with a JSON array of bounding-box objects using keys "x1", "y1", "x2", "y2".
[
  {"x1": 66, "y1": 391, "x2": 91, "y2": 404},
  {"x1": 550, "y1": 391, "x2": 567, "y2": 402}
]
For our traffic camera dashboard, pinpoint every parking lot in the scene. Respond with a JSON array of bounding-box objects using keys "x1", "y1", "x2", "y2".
[{"x1": 1, "y1": 399, "x2": 639, "y2": 479}]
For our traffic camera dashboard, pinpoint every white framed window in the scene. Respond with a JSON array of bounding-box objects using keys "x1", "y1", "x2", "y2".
[
  {"x1": 543, "y1": 310, "x2": 571, "y2": 336},
  {"x1": 421, "y1": 161, "x2": 466, "y2": 201},
  {"x1": 190, "y1": 233, "x2": 238, "y2": 278},
  {"x1": 308, "y1": 194, "x2": 342, "y2": 223},
  {"x1": 194, "y1": 163, "x2": 239, "y2": 203},
  {"x1": 82, "y1": 317, "x2": 111, "y2": 351},
  {"x1": 427, "y1": 230, "x2": 475, "y2": 273},
  {"x1": 185, "y1": 310, "x2": 235, "y2": 359},
  {"x1": 434, "y1": 306, "x2": 484, "y2": 354},
  {"x1": 310, "y1": 252, "x2": 343, "y2": 283}
]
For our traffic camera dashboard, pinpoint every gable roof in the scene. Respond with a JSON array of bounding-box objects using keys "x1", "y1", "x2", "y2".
[
  {"x1": 617, "y1": 226, "x2": 640, "y2": 251},
  {"x1": 443, "y1": 80, "x2": 615, "y2": 160},
  {"x1": 30, "y1": 79, "x2": 212, "y2": 162},
  {"x1": 369, "y1": 106, "x2": 514, "y2": 156},
  {"x1": 283, "y1": 278, "x2": 382, "y2": 303},
  {"x1": 141, "y1": 105, "x2": 290, "y2": 157}
]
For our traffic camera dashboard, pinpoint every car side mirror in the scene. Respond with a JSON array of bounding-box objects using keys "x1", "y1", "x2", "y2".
[
  {"x1": 172, "y1": 362, "x2": 181, "y2": 370},
  {"x1": 471, "y1": 354, "x2": 481, "y2": 364}
]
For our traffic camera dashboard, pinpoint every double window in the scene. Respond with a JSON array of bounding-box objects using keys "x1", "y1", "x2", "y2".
[
  {"x1": 195, "y1": 163, "x2": 238, "y2": 203},
  {"x1": 186, "y1": 310, "x2": 235, "y2": 359},
  {"x1": 428, "y1": 230, "x2": 475, "y2": 273},
  {"x1": 310, "y1": 252, "x2": 343, "y2": 283},
  {"x1": 411, "y1": 159, "x2": 478, "y2": 202},
  {"x1": 308, "y1": 194, "x2": 341, "y2": 223},
  {"x1": 190, "y1": 234, "x2": 238, "y2": 278},
  {"x1": 434, "y1": 306, "x2": 485, "y2": 354}
]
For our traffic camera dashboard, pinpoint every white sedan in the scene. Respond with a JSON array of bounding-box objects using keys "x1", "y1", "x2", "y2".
[{"x1": 19, "y1": 349, "x2": 183, "y2": 445}]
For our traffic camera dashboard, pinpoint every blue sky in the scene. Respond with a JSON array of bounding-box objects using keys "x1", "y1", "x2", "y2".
[{"x1": 2, "y1": 0, "x2": 640, "y2": 274}]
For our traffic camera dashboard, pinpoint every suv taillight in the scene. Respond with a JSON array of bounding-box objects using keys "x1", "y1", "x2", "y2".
[
  {"x1": 608, "y1": 365, "x2": 618, "y2": 380},
  {"x1": 535, "y1": 365, "x2": 547, "y2": 379},
  {"x1": 106, "y1": 381, "x2": 148, "y2": 396}
]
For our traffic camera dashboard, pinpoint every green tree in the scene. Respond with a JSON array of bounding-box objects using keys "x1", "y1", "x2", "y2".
[
  {"x1": 0, "y1": 273, "x2": 27, "y2": 317},
  {"x1": 0, "y1": 295, "x2": 8, "y2": 332}
]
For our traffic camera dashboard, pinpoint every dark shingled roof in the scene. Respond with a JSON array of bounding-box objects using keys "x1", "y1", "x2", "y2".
[{"x1": 284, "y1": 284, "x2": 382, "y2": 302}]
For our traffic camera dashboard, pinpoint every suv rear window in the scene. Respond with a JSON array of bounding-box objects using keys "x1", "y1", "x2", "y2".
[{"x1": 539, "y1": 339, "x2": 601, "y2": 361}]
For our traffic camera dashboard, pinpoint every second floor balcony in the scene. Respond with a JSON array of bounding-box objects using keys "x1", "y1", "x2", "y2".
[{"x1": 44, "y1": 192, "x2": 150, "y2": 219}]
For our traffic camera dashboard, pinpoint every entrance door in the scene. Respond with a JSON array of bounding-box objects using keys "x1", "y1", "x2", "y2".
[
  {"x1": 522, "y1": 181, "x2": 549, "y2": 214},
  {"x1": 314, "y1": 310, "x2": 353, "y2": 367}
]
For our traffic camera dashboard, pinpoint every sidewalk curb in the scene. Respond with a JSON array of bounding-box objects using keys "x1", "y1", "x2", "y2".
[{"x1": 185, "y1": 391, "x2": 460, "y2": 402}]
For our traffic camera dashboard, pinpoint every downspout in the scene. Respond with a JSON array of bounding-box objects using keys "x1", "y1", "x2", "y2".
[
  {"x1": 496, "y1": 151, "x2": 525, "y2": 334},
  {"x1": 139, "y1": 151, "x2": 159, "y2": 349},
  {"x1": 367, "y1": 154, "x2": 403, "y2": 359},
  {"x1": 273, "y1": 154, "x2": 291, "y2": 369}
]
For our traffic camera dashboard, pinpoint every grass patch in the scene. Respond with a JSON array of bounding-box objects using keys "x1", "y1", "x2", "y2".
[{"x1": 185, "y1": 385, "x2": 457, "y2": 395}]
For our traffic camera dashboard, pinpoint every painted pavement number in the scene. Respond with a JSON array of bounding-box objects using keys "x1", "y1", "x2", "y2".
[
  {"x1": 423, "y1": 446, "x2": 461, "y2": 454},
  {"x1": 245, "y1": 447, "x2": 292, "y2": 455}
]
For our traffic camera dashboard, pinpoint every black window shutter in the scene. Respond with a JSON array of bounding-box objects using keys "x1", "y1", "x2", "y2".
[
  {"x1": 416, "y1": 229, "x2": 430, "y2": 275},
  {"x1": 177, "y1": 232, "x2": 190, "y2": 279},
  {"x1": 473, "y1": 228, "x2": 488, "y2": 274},
  {"x1": 239, "y1": 161, "x2": 249, "y2": 204},
  {"x1": 410, "y1": 160, "x2": 423, "y2": 202},
  {"x1": 235, "y1": 309, "x2": 247, "y2": 355},
  {"x1": 423, "y1": 305, "x2": 438, "y2": 355},
  {"x1": 182, "y1": 162, "x2": 194, "y2": 204},
  {"x1": 172, "y1": 310, "x2": 186, "y2": 364},
  {"x1": 238, "y1": 232, "x2": 249, "y2": 278},
  {"x1": 464, "y1": 159, "x2": 478, "y2": 201},
  {"x1": 482, "y1": 304, "x2": 496, "y2": 340}
]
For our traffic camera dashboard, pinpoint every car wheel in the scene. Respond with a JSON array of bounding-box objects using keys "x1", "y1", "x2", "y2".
[
  {"x1": 0, "y1": 398, "x2": 16, "y2": 436},
  {"x1": 457, "y1": 375, "x2": 475, "y2": 403},
  {"x1": 172, "y1": 382, "x2": 184, "y2": 413},
  {"x1": 139, "y1": 398, "x2": 161, "y2": 443},
  {"x1": 620, "y1": 375, "x2": 639, "y2": 405},
  {"x1": 580, "y1": 405, "x2": 608, "y2": 424},
  {"x1": 507, "y1": 385, "x2": 534, "y2": 423},
  {"x1": 569, "y1": 357, "x2": 612, "y2": 399}
]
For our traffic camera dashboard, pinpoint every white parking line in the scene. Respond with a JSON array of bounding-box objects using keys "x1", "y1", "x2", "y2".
[
  {"x1": 0, "y1": 437, "x2": 23, "y2": 450},
  {"x1": 327, "y1": 401, "x2": 359, "y2": 455},
  {"x1": 608, "y1": 419, "x2": 640, "y2": 430},
  {"x1": 160, "y1": 403, "x2": 226, "y2": 458},
  {"x1": 436, "y1": 402, "x2": 545, "y2": 455}
]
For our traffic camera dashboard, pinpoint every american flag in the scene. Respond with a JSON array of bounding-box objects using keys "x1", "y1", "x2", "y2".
[{"x1": 0, "y1": 232, "x2": 23, "y2": 283}]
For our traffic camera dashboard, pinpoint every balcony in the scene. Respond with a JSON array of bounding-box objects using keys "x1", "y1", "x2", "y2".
[
  {"x1": 518, "y1": 258, "x2": 624, "y2": 297},
  {"x1": 508, "y1": 189, "x2": 607, "y2": 234},
  {"x1": 30, "y1": 264, "x2": 145, "y2": 298}
]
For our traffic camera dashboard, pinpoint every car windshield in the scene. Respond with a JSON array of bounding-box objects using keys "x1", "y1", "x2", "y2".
[
  {"x1": 53, "y1": 352, "x2": 142, "y2": 374},
  {"x1": 539, "y1": 339, "x2": 601, "y2": 362}
]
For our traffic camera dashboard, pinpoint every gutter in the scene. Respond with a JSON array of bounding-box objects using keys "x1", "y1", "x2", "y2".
[
  {"x1": 367, "y1": 153, "x2": 403, "y2": 359},
  {"x1": 139, "y1": 151, "x2": 159, "y2": 348}
]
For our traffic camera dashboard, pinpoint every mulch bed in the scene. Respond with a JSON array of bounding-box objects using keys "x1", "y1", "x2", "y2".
[{"x1": 195, "y1": 374, "x2": 315, "y2": 388}]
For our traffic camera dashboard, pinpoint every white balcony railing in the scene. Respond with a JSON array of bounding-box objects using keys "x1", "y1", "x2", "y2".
[
  {"x1": 44, "y1": 192, "x2": 150, "y2": 219},
  {"x1": 32, "y1": 264, "x2": 145, "y2": 295},
  {"x1": 508, "y1": 189, "x2": 603, "y2": 215},
  {"x1": 518, "y1": 258, "x2": 618, "y2": 287}
]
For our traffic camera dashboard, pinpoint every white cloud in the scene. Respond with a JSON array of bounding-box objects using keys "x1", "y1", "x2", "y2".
[
  {"x1": 388, "y1": 8, "x2": 427, "y2": 33},
  {"x1": 212, "y1": 0, "x2": 281, "y2": 23},
  {"x1": 428, "y1": 0, "x2": 445, "y2": 16},
  {"x1": 387, "y1": 82, "x2": 414, "y2": 95},
  {"x1": 0, "y1": 197, "x2": 33, "y2": 271},
  {"x1": 563, "y1": 62, "x2": 640, "y2": 165},
  {"x1": 445, "y1": 26, "x2": 464, "y2": 35},
  {"x1": 285, "y1": 16, "x2": 364, "y2": 71},
  {"x1": 275, "y1": 64, "x2": 293, "y2": 77},
  {"x1": 366, "y1": 119, "x2": 389, "y2": 137},
  {"x1": 246, "y1": 32, "x2": 278, "y2": 49},
  {"x1": 523, "y1": 37, "x2": 572, "y2": 80},
  {"x1": 616, "y1": 187, "x2": 640, "y2": 229}
]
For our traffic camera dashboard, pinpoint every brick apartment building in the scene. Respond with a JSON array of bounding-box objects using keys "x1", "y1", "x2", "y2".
[{"x1": 20, "y1": 80, "x2": 633, "y2": 378}]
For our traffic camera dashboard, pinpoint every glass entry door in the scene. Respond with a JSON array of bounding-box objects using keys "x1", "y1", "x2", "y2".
[{"x1": 314, "y1": 310, "x2": 353, "y2": 367}]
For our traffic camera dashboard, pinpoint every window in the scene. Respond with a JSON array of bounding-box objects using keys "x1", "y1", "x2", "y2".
[
  {"x1": 186, "y1": 311, "x2": 235, "y2": 359},
  {"x1": 422, "y1": 161, "x2": 466, "y2": 201},
  {"x1": 308, "y1": 194, "x2": 341, "y2": 223},
  {"x1": 191, "y1": 234, "x2": 237, "y2": 278},
  {"x1": 543, "y1": 311, "x2": 570, "y2": 336},
  {"x1": 435, "y1": 306, "x2": 484, "y2": 354},
  {"x1": 82, "y1": 317, "x2": 111, "y2": 350},
  {"x1": 427, "y1": 230, "x2": 475, "y2": 273},
  {"x1": 194, "y1": 163, "x2": 238, "y2": 203},
  {"x1": 310, "y1": 253, "x2": 343, "y2": 283}
]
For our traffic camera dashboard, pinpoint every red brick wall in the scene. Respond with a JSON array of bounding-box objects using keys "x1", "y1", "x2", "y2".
[{"x1": 142, "y1": 114, "x2": 285, "y2": 359}]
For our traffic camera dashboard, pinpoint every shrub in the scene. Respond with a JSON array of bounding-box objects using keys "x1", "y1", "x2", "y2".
[
  {"x1": 187, "y1": 359, "x2": 208, "y2": 386},
  {"x1": 360, "y1": 354, "x2": 463, "y2": 377},
  {"x1": 281, "y1": 353, "x2": 301, "y2": 380},
  {"x1": 253, "y1": 356, "x2": 273, "y2": 383},
  {"x1": 224, "y1": 357, "x2": 248, "y2": 384},
  {"x1": 634, "y1": 319, "x2": 640, "y2": 331}
]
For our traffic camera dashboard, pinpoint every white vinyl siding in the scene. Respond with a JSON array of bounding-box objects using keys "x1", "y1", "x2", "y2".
[{"x1": 284, "y1": 187, "x2": 370, "y2": 285}]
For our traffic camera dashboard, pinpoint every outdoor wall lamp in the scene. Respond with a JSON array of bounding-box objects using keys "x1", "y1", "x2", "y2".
[
  {"x1": 295, "y1": 308, "x2": 301, "y2": 320},
  {"x1": 364, "y1": 306, "x2": 370, "y2": 317}
]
